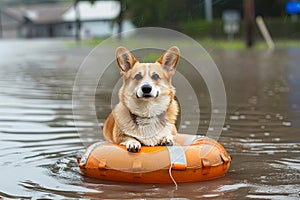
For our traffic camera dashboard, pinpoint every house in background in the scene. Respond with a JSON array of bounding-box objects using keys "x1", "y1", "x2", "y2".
[
  {"x1": 0, "y1": 1, "x2": 134, "y2": 39},
  {"x1": 0, "y1": 5, "x2": 24, "y2": 38}
]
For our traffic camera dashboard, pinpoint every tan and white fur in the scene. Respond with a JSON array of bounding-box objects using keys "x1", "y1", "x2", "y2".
[{"x1": 103, "y1": 46, "x2": 180, "y2": 152}]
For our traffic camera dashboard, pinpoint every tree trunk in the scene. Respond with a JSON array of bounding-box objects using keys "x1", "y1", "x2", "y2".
[
  {"x1": 243, "y1": 0, "x2": 255, "y2": 48},
  {"x1": 117, "y1": 0, "x2": 123, "y2": 40},
  {"x1": 0, "y1": 9, "x2": 2, "y2": 39},
  {"x1": 75, "y1": 0, "x2": 81, "y2": 41}
]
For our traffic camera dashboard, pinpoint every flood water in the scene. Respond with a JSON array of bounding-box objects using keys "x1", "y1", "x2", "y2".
[{"x1": 0, "y1": 39, "x2": 299, "y2": 199}]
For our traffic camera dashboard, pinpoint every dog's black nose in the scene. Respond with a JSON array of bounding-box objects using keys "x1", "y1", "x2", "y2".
[{"x1": 141, "y1": 84, "x2": 152, "y2": 94}]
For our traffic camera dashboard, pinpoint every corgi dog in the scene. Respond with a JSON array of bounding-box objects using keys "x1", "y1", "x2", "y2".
[{"x1": 103, "y1": 46, "x2": 180, "y2": 152}]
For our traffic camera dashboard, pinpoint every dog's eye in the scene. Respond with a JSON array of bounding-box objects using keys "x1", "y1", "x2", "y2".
[
  {"x1": 151, "y1": 73, "x2": 160, "y2": 81},
  {"x1": 134, "y1": 73, "x2": 143, "y2": 81}
]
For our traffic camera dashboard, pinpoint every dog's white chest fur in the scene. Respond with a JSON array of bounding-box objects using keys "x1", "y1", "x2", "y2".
[
  {"x1": 133, "y1": 115, "x2": 174, "y2": 146},
  {"x1": 113, "y1": 103, "x2": 173, "y2": 146}
]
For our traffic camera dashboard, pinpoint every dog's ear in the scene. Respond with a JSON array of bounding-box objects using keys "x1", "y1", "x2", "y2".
[
  {"x1": 156, "y1": 46, "x2": 180, "y2": 74},
  {"x1": 116, "y1": 47, "x2": 137, "y2": 75}
]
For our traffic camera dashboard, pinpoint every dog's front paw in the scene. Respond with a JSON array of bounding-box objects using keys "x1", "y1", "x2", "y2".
[
  {"x1": 159, "y1": 135, "x2": 174, "y2": 146},
  {"x1": 121, "y1": 139, "x2": 141, "y2": 153}
]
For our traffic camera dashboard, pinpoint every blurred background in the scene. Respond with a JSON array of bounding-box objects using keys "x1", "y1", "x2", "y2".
[{"x1": 0, "y1": 0, "x2": 298, "y2": 48}]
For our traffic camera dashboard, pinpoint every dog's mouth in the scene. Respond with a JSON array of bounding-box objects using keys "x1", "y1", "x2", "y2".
[
  {"x1": 136, "y1": 91, "x2": 159, "y2": 99},
  {"x1": 143, "y1": 94, "x2": 152, "y2": 98}
]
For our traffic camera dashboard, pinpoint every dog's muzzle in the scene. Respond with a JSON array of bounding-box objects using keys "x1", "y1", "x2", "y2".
[{"x1": 136, "y1": 84, "x2": 159, "y2": 99}]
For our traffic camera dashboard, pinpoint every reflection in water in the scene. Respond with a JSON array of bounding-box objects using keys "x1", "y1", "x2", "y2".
[
  {"x1": 0, "y1": 40, "x2": 299, "y2": 199},
  {"x1": 288, "y1": 48, "x2": 300, "y2": 130}
]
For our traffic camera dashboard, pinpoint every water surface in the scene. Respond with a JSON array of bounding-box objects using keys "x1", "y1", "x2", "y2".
[{"x1": 0, "y1": 40, "x2": 299, "y2": 199}]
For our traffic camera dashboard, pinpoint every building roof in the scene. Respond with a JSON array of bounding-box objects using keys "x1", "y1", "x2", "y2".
[
  {"x1": 63, "y1": 1, "x2": 120, "y2": 22},
  {"x1": 2, "y1": 6, "x2": 25, "y2": 22},
  {"x1": 1, "y1": 1, "x2": 120, "y2": 24},
  {"x1": 3, "y1": 3, "x2": 71, "y2": 24},
  {"x1": 25, "y1": 3, "x2": 71, "y2": 24}
]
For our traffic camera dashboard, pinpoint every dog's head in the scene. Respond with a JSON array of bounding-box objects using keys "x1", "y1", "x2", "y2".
[{"x1": 116, "y1": 46, "x2": 180, "y2": 117}]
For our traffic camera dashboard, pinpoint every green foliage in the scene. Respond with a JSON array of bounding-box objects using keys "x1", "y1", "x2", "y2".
[
  {"x1": 179, "y1": 19, "x2": 223, "y2": 37},
  {"x1": 124, "y1": 0, "x2": 201, "y2": 27},
  {"x1": 179, "y1": 17, "x2": 300, "y2": 39},
  {"x1": 255, "y1": 0, "x2": 287, "y2": 17},
  {"x1": 140, "y1": 53, "x2": 160, "y2": 62},
  {"x1": 124, "y1": 0, "x2": 289, "y2": 28}
]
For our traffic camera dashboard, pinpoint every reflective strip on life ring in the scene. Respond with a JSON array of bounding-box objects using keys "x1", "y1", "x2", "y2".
[
  {"x1": 183, "y1": 135, "x2": 205, "y2": 145},
  {"x1": 167, "y1": 146, "x2": 187, "y2": 170},
  {"x1": 79, "y1": 141, "x2": 108, "y2": 167}
]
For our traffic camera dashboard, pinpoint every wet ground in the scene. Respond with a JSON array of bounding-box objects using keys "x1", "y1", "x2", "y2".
[{"x1": 0, "y1": 39, "x2": 299, "y2": 199}]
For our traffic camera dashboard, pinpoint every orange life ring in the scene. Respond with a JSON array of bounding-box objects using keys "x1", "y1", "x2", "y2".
[{"x1": 78, "y1": 134, "x2": 231, "y2": 183}]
